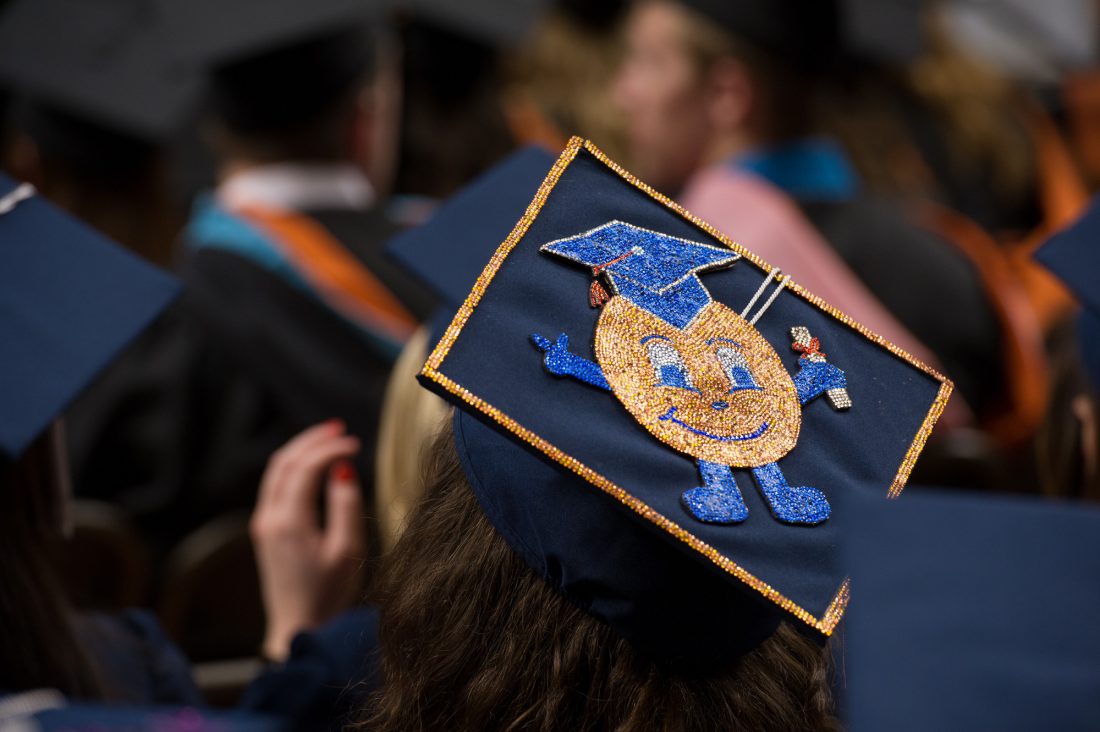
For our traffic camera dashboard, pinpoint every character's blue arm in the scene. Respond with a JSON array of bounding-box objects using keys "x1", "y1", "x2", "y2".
[
  {"x1": 531, "y1": 333, "x2": 611, "y2": 391},
  {"x1": 792, "y1": 357, "x2": 846, "y2": 405}
]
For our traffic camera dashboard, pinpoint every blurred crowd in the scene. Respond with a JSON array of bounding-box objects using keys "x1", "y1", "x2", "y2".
[{"x1": 2, "y1": 0, "x2": 1100, "y2": 729}]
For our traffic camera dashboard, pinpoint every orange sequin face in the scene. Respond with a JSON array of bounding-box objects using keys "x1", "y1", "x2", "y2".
[{"x1": 595, "y1": 297, "x2": 800, "y2": 467}]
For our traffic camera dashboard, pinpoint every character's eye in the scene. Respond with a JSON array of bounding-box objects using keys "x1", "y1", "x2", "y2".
[
  {"x1": 717, "y1": 347, "x2": 760, "y2": 392},
  {"x1": 645, "y1": 338, "x2": 698, "y2": 392}
]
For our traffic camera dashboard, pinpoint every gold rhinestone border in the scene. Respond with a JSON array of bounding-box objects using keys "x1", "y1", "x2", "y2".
[{"x1": 422, "y1": 136, "x2": 952, "y2": 635}]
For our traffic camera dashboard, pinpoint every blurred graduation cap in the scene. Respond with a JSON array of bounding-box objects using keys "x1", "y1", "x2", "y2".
[
  {"x1": 0, "y1": 174, "x2": 179, "y2": 460},
  {"x1": 386, "y1": 145, "x2": 557, "y2": 308},
  {"x1": 840, "y1": 0, "x2": 926, "y2": 65},
  {"x1": 155, "y1": 0, "x2": 388, "y2": 135},
  {"x1": 555, "y1": 0, "x2": 629, "y2": 33},
  {"x1": 842, "y1": 489, "x2": 1100, "y2": 731},
  {"x1": 395, "y1": 0, "x2": 551, "y2": 47},
  {"x1": 1035, "y1": 195, "x2": 1100, "y2": 386},
  {"x1": 415, "y1": 137, "x2": 951, "y2": 667},
  {"x1": 678, "y1": 0, "x2": 927, "y2": 68},
  {"x1": 0, "y1": 0, "x2": 199, "y2": 150},
  {"x1": 678, "y1": 0, "x2": 843, "y2": 68}
]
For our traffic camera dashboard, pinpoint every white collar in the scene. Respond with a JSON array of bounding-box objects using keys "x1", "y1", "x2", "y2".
[{"x1": 216, "y1": 162, "x2": 376, "y2": 212}]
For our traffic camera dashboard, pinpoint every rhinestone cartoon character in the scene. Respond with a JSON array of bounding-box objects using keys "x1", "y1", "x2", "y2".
[{"x1": 531, "y1": 221, "x2": 850, "y2": 525}]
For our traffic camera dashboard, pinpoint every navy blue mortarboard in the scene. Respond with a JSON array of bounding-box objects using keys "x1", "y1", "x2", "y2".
[
  {"x1": 842, "y1": 489, "x2": 1100, "y2": 731},
  {"x1": 1035, "y1": 194, "x2": 1100, "y2": 387},
  {"x1": 0, "y1": 174, "x2": 179, "y2": 460},
  {"x1": 385, "y1": 145, "x2": 556, "y2": 309},
  {"x1": 417, "y1": 138, "x2": 951, "y2": 666}
]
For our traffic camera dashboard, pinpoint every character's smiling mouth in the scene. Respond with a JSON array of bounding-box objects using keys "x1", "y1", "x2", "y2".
[{"x1": 657, "y1": 407, "x2": 769, "y2": 442}]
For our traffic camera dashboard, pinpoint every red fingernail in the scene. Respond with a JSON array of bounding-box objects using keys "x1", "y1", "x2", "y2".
[{"x1": 333, "y1": 461, "x2": 356, "y2": 481}]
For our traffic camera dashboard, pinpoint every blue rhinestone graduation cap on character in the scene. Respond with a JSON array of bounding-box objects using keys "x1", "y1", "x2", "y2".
[
  {"x1": 532, "y1": 220, "x2": 850, "y2": 525},
  {"x1": 417, "y1": 138, "x2": 951, "y2": 651}
]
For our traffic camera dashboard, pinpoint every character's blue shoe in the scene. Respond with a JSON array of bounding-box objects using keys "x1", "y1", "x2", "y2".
[
  {"x1": 681, "y1": 485, "x2": 749, "y2": 524},
  {"x1": 750, "y1": 463, "x2": 830, "y2": 525},
  {"x1": 764, "y1": 485, "x2": 830, "y2": 525}
]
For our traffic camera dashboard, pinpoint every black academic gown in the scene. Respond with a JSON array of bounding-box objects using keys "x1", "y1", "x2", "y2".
[
  {"x1": 67, "y1": 206, "x2": 435, "y2": 562},
  {"x1": 799, "y1": 197, "x2": 1003, "y2": 414},
  {"x1": 66, "y1": 296, "x2": 280, "y2": 560},
  {"x1": 305, "y1": 206, "x2": 437, "y2": 319}
]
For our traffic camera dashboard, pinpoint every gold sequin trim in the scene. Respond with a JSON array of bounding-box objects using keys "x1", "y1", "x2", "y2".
[
  {"x1": 422, "y1": 368, "x2": 847, "y2": 633},
  {"x1": 421, "y1": 136, "x2": 951, "y2": 634}
]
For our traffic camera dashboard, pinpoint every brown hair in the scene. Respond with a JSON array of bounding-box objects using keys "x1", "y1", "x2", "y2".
[
  {"x1": 818, "y1": 11, "x2": 1034, "y2": 215},
  {"x1": 675, "y1": 3, "x2": 820, "y2": 145},
  {"x1": 505, "y1": 7, "x2": 629, "y2": 160},
  {"x1": 904, "y1": 16, "x2": 1033, "y2": 203},
  {"x1": 1036, "y1": 318, "x2": 1100, "y2": 501},
  {"x1": 209, "y1": 87, "x2": 364, "y2": 167},
  {"x1": 391, "y1": 21, "x2": 515, "y2": 199},
  {"x1": 360, "y1": 421, "x2": 840, "y2": 731},
  {"x1": 0, "y1": 429, "x2": 106, "y2": 699}
]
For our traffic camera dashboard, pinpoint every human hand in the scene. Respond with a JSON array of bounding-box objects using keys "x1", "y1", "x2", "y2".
[{"x1": 250, "y1": 420, "x2": 366, "y2": 662}]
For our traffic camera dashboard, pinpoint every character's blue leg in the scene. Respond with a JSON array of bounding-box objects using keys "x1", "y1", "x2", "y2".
[
  {"x1": 750, "y1": 462, "x2": 830, "y2": 525},
  {"x1": 681, "y1": 460, "x2": 749, "y2": 524}
]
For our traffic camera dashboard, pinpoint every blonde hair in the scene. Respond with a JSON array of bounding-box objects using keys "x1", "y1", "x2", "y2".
[{"x1": 506, "y1": 9, "x2": 629, "y2": 159}]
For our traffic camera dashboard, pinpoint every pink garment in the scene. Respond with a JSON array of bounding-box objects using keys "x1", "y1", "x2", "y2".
[{"x1": 680, "y1": 165, "x2": 939, "y2": 370}]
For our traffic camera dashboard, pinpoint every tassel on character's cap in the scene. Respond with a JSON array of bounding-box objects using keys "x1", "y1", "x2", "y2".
[{"x1": 588, "y1": 249, "x2": 636, "y2": 308}]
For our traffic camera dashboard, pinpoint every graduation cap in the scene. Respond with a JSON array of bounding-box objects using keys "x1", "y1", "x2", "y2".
[
  {"x1": 541, "y1": 221, "x2": 740, "y2": 321},
  {"x1": 840, "y1": 0, "x2": 926, "y2": 66},
  {"x1": 154, "y1": 0, "x2": 387, "y2": 134},
  {"x1": 677, "y1": 0, "x2": 842, "y2": 68},
  {"x1": 0, "y1": 0, "x2": 199, "y2": 143},
  {"x1": 1034, "y1": 195, "x2": 1100, "y2": 387},
  {"x1": 385, "y1": 145, "x2": 557, "y2": 308},
  {"x1": 555, "y1": 0, "x2": 629, "y2": 33},
  {"x1": 395, "y1": 0, "x2": 551, "y2": 47},
  {"x1": 417, "y1": 137, "x2": 951, "y2": 666},
  {"x1": 841, "y1": 489, "x2": 1100, "y2": 731},
  {"x1": 0, "y1": 174, "x2": 179, "y2": 460}
]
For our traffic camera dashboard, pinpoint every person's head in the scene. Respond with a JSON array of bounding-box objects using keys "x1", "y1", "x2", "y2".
[
  {"x1": 390, "y1": 18, "x2": 515, "y2": 200},
  {"x1": 611, "y1": 0, "x2": 826, "y2": 193},
  {"x1": 504, "y1": 0, "x2": 629, "y2": 158},
  {"x1": 362, "y1": 421, "x2": 839, "y2": 732},
  {"x1": 3, "y1": 102, "x2": 176, "y2": 264},
  {"x1": 206, "y1": 24, "x2": 400, "y2": 191},
  {"x1": 0, "y1": 0, "x2": 198, "y2": 265}
]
